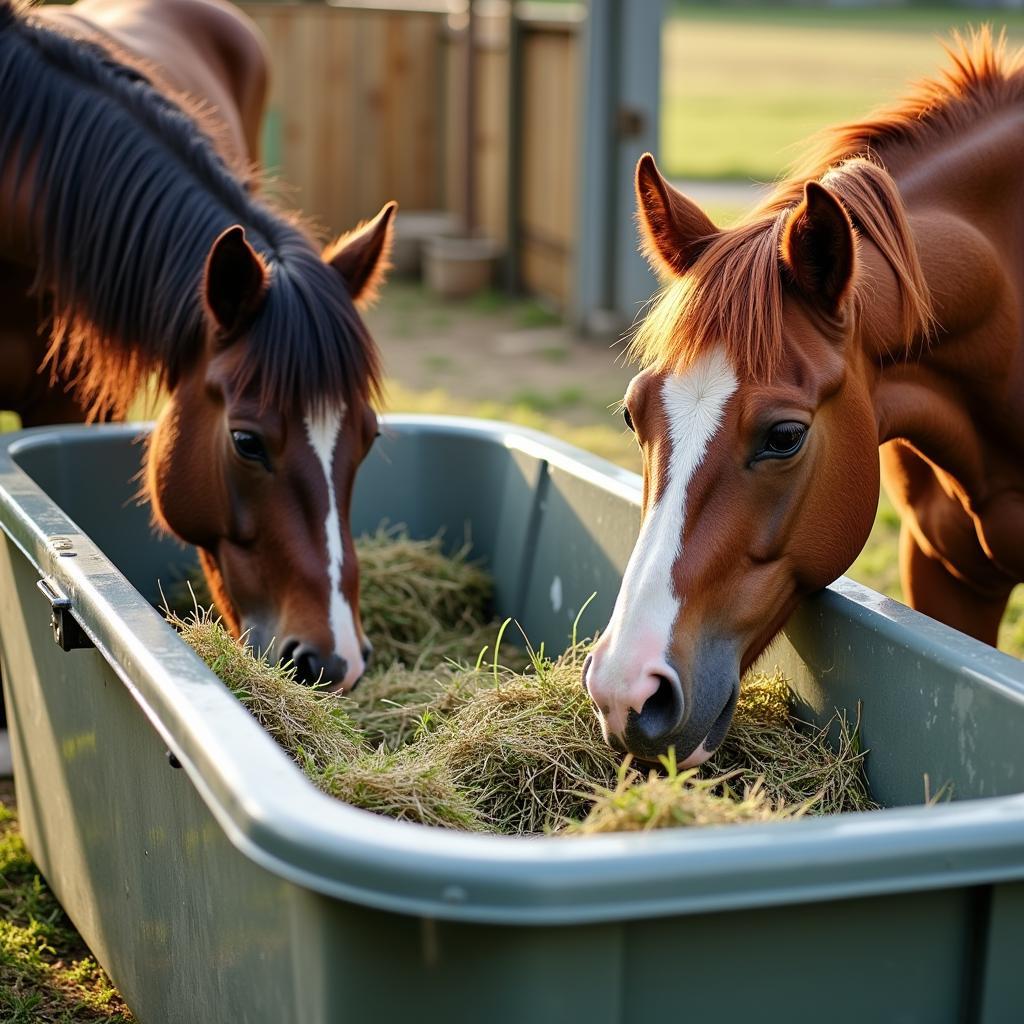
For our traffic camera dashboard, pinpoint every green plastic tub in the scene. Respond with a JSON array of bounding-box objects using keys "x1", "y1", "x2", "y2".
[{"x1": 1, "y1": 418, "x2": 1023, "y2": 1024}]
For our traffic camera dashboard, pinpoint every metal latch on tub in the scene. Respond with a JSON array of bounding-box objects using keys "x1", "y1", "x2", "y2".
[{"x1": 36, "y1": 577, "x2": 93, "y2": 652}]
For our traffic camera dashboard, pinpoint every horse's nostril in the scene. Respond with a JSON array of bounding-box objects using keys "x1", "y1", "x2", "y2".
[
  {"x1": 635, "y1": 674, "x2": 684, "y2": 743},
  {"x1": 279, "y1": 638, "x2": 300, "y2": 669},
  {"x1": 294, "y1": 650, "x2": 324, "y2": 686},
  {"x1": 281, "y1": 639, "x2": 327, "y2": 687},
  {"x1": 300, "y1": 652, "x2": 322, "y2": 684},
  {"x1": 361, "y1": 641, "x2": 373, "y2": 672},
  {"x1": 330, "y1": 656, "x2": 350, "y2": 688}
]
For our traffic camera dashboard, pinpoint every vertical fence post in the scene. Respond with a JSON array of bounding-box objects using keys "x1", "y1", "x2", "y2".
[
  {"x1": 503, "y1": 6, "x2": 524, "y2": 293},
  {"x1": 463, "y1": 0, "x2": 478, "y2": 236},
  {"x1": 572, "y1": 0, "x2": 663, "y2": 336}
]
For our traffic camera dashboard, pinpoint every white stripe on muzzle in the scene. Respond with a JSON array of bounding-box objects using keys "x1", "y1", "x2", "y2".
[
  {"x1": 304, "y1": 405, "x2": 362, "y2": 679},
  {"x1": 597, "y1": 349, "x2": 738, "y2": 692}
]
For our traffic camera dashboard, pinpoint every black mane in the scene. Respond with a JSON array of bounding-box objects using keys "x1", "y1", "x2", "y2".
[{"x1": 0, "y1": 1, "x2": 380, "y2": 416}]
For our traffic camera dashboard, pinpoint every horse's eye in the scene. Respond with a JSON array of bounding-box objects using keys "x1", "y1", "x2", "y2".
[
  {"x1": 757, "y1": 422, "x2": 807, "y2": 460},
  {"x1": 231, "y1": 429, "x2": 269, "y2": 467},
  {"x1": 622, "y1": 407, "x2": 635, "y2": 432}
]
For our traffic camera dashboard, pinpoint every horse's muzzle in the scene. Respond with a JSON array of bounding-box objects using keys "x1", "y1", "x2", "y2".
[{"x1": 621, "y1": 639, "x2": 740, "y2": 765}]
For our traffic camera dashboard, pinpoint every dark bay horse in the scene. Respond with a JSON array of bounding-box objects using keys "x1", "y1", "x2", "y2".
[
  {"x1": 0, "y1": 0, "x2": 396, "y2": 690},
  {"x1": 584, "y1": 31, "x2": 1024, "y2": 765}
]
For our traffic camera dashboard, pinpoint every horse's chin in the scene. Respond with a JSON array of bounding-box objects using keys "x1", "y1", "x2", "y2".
[
  {"x1": 626, "y1": 736, "x2": 715, "y2": 771},
  {"x1": 324, "y1": 676, "x2": 358, "y2": 696},
  {"x1": 679, "y1": 741, "x2": 716, "y2": 769}
]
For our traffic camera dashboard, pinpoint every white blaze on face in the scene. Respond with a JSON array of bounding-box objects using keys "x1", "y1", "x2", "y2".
[
  {"x1": 595, "y1": 348, "x2": 738, "y2": 714},
  {"x1": 304, "y1": 404, "x2": 364, "y2": 687}
]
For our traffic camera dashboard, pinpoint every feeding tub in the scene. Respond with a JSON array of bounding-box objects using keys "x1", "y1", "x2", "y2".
[{"x1": 1, "y1": 418, "x2": 1023, "y2": 1024}]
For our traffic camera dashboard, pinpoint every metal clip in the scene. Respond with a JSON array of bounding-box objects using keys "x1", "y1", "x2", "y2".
[{"x1": 36, "y1": 577, "x2": 93, "y2": 652}]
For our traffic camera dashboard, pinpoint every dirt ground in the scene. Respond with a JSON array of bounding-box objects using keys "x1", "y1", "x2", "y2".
[{"x1": 364, "y1": 282, "x2": 636, "y2": 429}]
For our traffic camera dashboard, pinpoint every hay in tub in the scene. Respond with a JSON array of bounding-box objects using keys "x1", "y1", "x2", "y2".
[
  {"x1": 165, "y1": 526, "x2": 496, "y2": 671},
  {"x1": 168, "y1": 530, "x2": 877, "y2": 834}
]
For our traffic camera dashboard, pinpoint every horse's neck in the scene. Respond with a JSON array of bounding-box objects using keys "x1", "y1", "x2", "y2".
[
  {"x1": 862, "y1": 201, "x2": 1024, "y2": 502},
  {"x1": 0, "y1": 6, "x2": 274, "y2": 419}
]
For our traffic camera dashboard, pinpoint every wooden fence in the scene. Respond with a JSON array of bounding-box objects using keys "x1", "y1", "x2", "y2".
[
  {"x1": 238, "y1": 1, "x2": 583, "y2": 308},
  {"x1": 240, "y1": 3, "x2": 448, "y2": 237},
  {"x1": 513, "y1": 9, "x2": 581, "y2": 304}
]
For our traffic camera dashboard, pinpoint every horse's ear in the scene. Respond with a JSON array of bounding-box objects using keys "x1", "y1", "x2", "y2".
[
  {"x1": 324, "y1": 201, "x2": 397, "y2": 308},
  {"x1": 204, "y1": 225, "x2": 267, "y2": 335},
  {"x1": 636, "y1": 153, "x2": 718, "y2": 277},
  {"x1": 781, "y1": 181, "x2": 855, "y2": 312}
]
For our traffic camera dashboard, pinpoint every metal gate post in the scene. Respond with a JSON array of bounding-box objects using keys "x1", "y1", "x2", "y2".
[{"x1": 572, "y1": 0, "x2": 664, "y2": 336}]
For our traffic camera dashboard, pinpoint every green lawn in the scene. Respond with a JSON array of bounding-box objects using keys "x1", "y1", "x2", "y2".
[
  {"x1": 0, "y1": 801, "x2": 131, "y2": 1022},
  {"x1": 663, "y1": 5, "x2": 1024, "y2": 181},
  {"x1": 847, "y1": 493, "x2": 1024, "y2": 658}
]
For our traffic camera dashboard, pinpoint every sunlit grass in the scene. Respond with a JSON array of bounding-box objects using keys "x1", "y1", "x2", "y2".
[
  {"x1": 0, "y1": 803, "x2": 133, "y2": 1022},
  {"x1": 700, "y1": 201, "x2": 750, "y2": 228},
  {"x1": 662, "y1": 7, "x2": 1024, "y2": 181},
  {"x1": 382, "y1": 381, "x2": 640, "y2": 472},
  {"x1": 848, "y1": 491, "x2": 1024, "y2": 657},
  {"x1": 175, "y1": 567, "x2": 875, "y2": 835}
]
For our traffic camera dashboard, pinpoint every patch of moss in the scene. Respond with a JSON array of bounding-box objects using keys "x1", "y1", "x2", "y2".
[{"x1": 0, "y1": 803, "x2": 133, "y2": 1023}]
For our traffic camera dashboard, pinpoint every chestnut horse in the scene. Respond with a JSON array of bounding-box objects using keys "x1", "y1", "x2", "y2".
[
  {"x1": 584, "y1": 32, "x2": 1024, "y2": 765},
  {"x1": 0, "y1": 0, "x2": 395, "y2": 690}
]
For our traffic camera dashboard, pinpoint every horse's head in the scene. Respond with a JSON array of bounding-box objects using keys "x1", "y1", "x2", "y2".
[
  {"x1": 584, "y1": 155, "x2": 929, "y2": 764},
  {"x1": 147, "y1": 204, "x2": 394, "y2": 691}
]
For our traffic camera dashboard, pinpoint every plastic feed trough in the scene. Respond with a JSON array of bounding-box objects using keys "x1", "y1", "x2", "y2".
[{"x1": 0, "y1": 418, "x2": 1023, "y2": 1024}]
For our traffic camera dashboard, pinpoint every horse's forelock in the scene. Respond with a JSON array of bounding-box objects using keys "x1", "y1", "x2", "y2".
[
  {"x1": 628, "y1": 213, "x2": 788, "y2": 383},
  {"x1": 231, "y1": 239, "x2": 382, "y2": 416}
]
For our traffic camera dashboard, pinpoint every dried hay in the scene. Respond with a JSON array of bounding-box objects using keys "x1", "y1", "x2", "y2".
[{"x1": 167, "y1": 530, "x2": 877, "y2": 835}]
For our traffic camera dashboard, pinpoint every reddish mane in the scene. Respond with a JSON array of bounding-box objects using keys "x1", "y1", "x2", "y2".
[{"x1": 629, "y1": 28, "x2": 1024, "y2": 380}]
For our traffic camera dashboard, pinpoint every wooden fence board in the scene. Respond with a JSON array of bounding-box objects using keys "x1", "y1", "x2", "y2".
[
  {"x1": 240, "y1": 4, "x2": 444, "y2": 235},
  {"x1": 239, "y1": 3, "x2": 581, "y2": 306},
  {"x1": 518, "y1": 24, "x2": 578, "y2": 304}
]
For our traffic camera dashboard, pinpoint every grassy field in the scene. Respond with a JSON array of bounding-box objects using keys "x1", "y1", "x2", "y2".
[
  {"x1": 0, "y1": 797, "x2": 132, "y2": 1023},
  {"x1": 663, "y1": 5, "x2": 1024, "y2": 181}
]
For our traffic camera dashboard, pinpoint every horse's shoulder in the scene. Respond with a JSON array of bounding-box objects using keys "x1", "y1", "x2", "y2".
[
  {"x1": 158, "y1": 0, "x2": 269, "y2": 76},
  {"x1": 45, "y1": 0, "x2": 268, "y2": 167},
  {"x1": 135, "y1": 0, "x2": 269, "y2": 163}
]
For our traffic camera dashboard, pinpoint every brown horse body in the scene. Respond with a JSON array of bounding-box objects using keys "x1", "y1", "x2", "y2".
[
  {"x1": 1, "y1": 0, "x2": 265, "y2": 424},
  {"x1": 585, "y1": 34, "x2": 1024, "y2": 764},
  {"x1": 0, "y1": 0, "x2": 395, "y2": 689}
]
